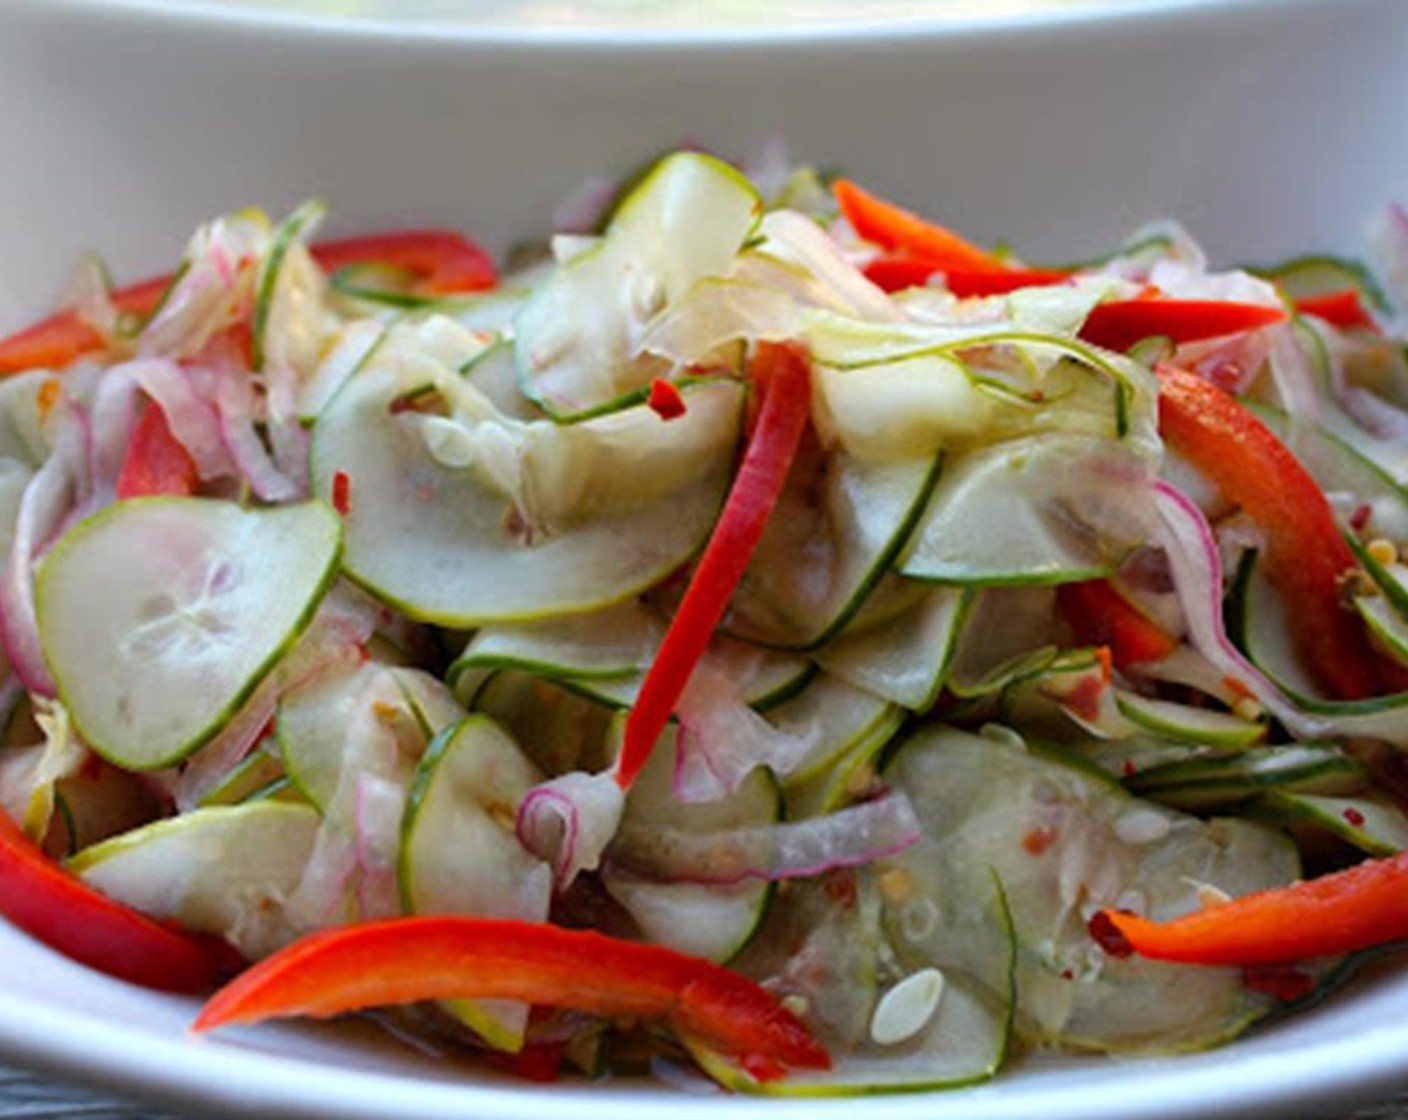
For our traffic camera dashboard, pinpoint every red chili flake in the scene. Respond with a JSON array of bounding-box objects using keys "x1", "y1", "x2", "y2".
[
  {"x1": 1350, "y1": 504, "x2": 1374, "y2": 532},
  {"x1": 1242, "y1": 964, "x2": 1316, "y2": 1003},
  {"x1": 741, "y1": 1053, "x2": 787, "y2": 1083},
  {"x1": 1022, "y1": 825, "x2": 1059, "y2": 856},
  {"x1": 1122, "y1": 759, "x2": 1137, "y2": 779},
  {"x1": 331, "y1": 470, "x2": 352, "y2": 516},
  {"x1": 1060, "y1": 968, "x2": 1075, "y2": 981},
  {"x1": 1064, "y1": 675, "x2": 1105, "y2": 723},
  {"x1": 1087, "y1": 911, "x2": 1135, "y2": 958},
  {"x1": 1343, "y1": 806, "x2": 1367, "y2": 828},
  {"x1": 646, "y1": 378, "x2": 688, "y2": 421}
]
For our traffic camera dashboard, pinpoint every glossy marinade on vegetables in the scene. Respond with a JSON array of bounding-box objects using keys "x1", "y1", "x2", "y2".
[{"x1": 2, "y1": 148, "x2": 1408, "y2": 1092}]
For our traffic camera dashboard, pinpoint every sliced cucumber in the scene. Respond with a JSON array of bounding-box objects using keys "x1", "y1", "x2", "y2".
[
  {"x1": 689, "y1": 869, "x2": 1016, "y2": 1095},
  {"x1": 816, "y1": 584, "x2": 970, "y2": 711},
  {"x1": 725, "y1": 449, "x2": 944, "y2": 650},
  {"x1": 1251, "y1": 401, "x2": 1408, "y2": 542},
  {"x1": 768, "y1": 673, "x2": 905, "y2": 786},
  {"x1": 71, "y1": 801, "x2": 320, "y2": 959},
  {"x1": 885, "y1": 724, "x2": 1299, "y2": 1053},
  {"x1": 197, "y1": 743, "x2": 287, "y2": 807},
  {"x1": 1113, "y1": 690, "x2": 1267, "y2": 748},
  {"x1": 605, "y1": 724, "x2": 779, "y2": 963},
  {"x1": 469, "y1": 672, "x2": 618, "y2": 777},
  {"x1": 1232, "y1": 554, "x2": 1408, "y2": 740},
  {"x1": 1127, "y1": 744, "x2": 1366, "y2": 810},
  {"x1": 400, "y1": 715, "x2": 552, "y2": 1051},
  {"x1": 514, "y1": 151, "x2": 761, "y2": 420},
  {"x1": 900, "y1": 434, "x2": 1152, "y2": 586},
  {"x1": 311, "y1": 348, "x2": 742, "y2": 626},
  {"x1": 297, "y1": 319, "x2": 386, "y2": 423},
  {"x1": 1250, "y1": 253, "x2": 1389, "y2": 310},
  {"x1": 1246, "y1": 790, "x2": 1408, "y2": 857},
  {"x1": 37, "y1": 498, "x2": 341, "y2": 770},
  {"x1": 451, "y1": 599, "x2": 661, "y2": 683},
  {"x1": 253, "y1": 200, "x2": 329, "y2": 374}
]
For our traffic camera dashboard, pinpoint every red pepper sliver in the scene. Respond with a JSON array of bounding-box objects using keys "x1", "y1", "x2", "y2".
[
  {"x1": 833, "y1": 179, "x2": 1012, "y2": 273},
  {"x1": 1091, "y1": 848, "x2": 1408, "y2": 966},
  {"x1": 116, "y1": 402, "x2": 200, "y2": 501},
  {"x1": 1156, "y1": 363, "x2": 1387, "y2": 700},
  {"x1": 0, "y1": 274, "x2": 171, "y2": 377},
  {"x1": 647, "y1": 378, "x2": 688, "y2": 421},
  {"x1": 0, "y1": 810, "x2": 226, "y2": 993},
  {"x1": 310, "y1": 230, "x2": 497, "y2": 296},
  {"x1": 193, "y1": 916, "x2": 829, "y2": 1073},
  {"x1": 1079, "y1": 298, "x2": 1288, "y2": 353},
  {"x1": 616, "y1": 342, "x2": 812, "y2": 790},
  {"x1": 1293, "y1": 289, "x2": 1380, "y2": 333},
  {"x1": 331, "y1": 470, "x2": 353, "y2": 517},
  {"x1": 0, "y1": 230, "x2": 496, "y2": 378},
  {"x1": 1056, "y1": 579, "x2": 1179, "y2": 670},
  {"x1": 862, "y1": 253, "x2": 1070, "y2": 297}
]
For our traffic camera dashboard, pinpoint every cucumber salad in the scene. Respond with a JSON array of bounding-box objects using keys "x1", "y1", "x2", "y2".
[{"x1": 4, "y1": 149, "x2": 1408, "y2": 1092}]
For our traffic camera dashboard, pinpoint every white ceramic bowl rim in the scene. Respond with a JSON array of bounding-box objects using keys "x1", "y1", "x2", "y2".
[{"x1": 31, "y1": 0, "x2": 1354, "y2": 49}]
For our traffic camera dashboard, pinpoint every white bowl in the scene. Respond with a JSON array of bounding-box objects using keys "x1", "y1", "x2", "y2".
[
  {"x1": 2, "y1": 1, "x2": 1408, "y2": 1117},
  {"x1": 2, "y1": 0, "x2": 1407, "y2": 323}
]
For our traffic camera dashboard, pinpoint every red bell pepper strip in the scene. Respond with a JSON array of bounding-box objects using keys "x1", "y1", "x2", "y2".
[
  {"x1": 116, "y1": 402, "x2": 200, "y2": 500},
  {"x1": 309, "y1": 231, "x2": 497, "y2": 296},
  {"x1": 615, "y1": 342, "x2": 812, "y2": 790},
  {"x1": 193, "y1": 916, "x2": 830, "y2": 1074},
  {"x1": 0, "y1": 275, "x2": 171, "y2": 377},
  {"x1": 1090, "y1": 848, "x2": 1408, "y2": 966},
  {"x1": 862, "y1": 253, "x2": 1071, "y2": 297},
  {"x1": 1293, "y1": 289, "x2": 1380, "y2": 333},
  {"x1": 1056, "y1": 579, "x2": 1179, "y2": 669},
  {"x1": 833, "y1": 178, "x2": 1014, "y2": 273},
  {"x1": 1156, "y1": 363, "x2": 1386, "y2": 700},
  {"x1": 0, "y1": 809, "x2": 227, "y2": 993},
  {"x1": 1078, "y1": 298, "x2": 1287, "y2": 353},
  {"x1": 0, "y1": 231, "x2": 496, "y2": 378}
]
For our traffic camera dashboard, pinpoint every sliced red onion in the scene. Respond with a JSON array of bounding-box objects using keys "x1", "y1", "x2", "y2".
[
  {"x1": 516, "y1": 769, "x2": 624, "y2": 891},
  {"x1": 354, "y1": 771, "x2": 407, "y2": 921},
  {"x1": 613, "y1": 792, "x2": 922, "y2": 886},
  {"x1": 1149, "y1": 481, "x2": 1324, "y2": 737},
  {"x1": 126, "y1": 358, "x2": 232, "y2": 481},
  {"x1": 87, "y1": 367, "x2": 141, "y2": 503},
  {"x1": 672, "y1": 662, "x2": 814, "y2": 803},
  {"x1": 0, "y1": 404, "x2": 91, "y2": 695},
  {"x1": 215, "y1": 366, "x2": 300, "y2": 502},
  {"x1": 139, "y1": 215, "x2": 264, "y2": 360}
]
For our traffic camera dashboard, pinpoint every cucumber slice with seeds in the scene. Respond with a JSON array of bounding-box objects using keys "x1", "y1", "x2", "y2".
[
  {"x1": 37, "y1": 498, "x2": 341, "y2": 771},
  {"x1": 885, "y1": 724, "x2": 1300, "y2": 1054}
]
